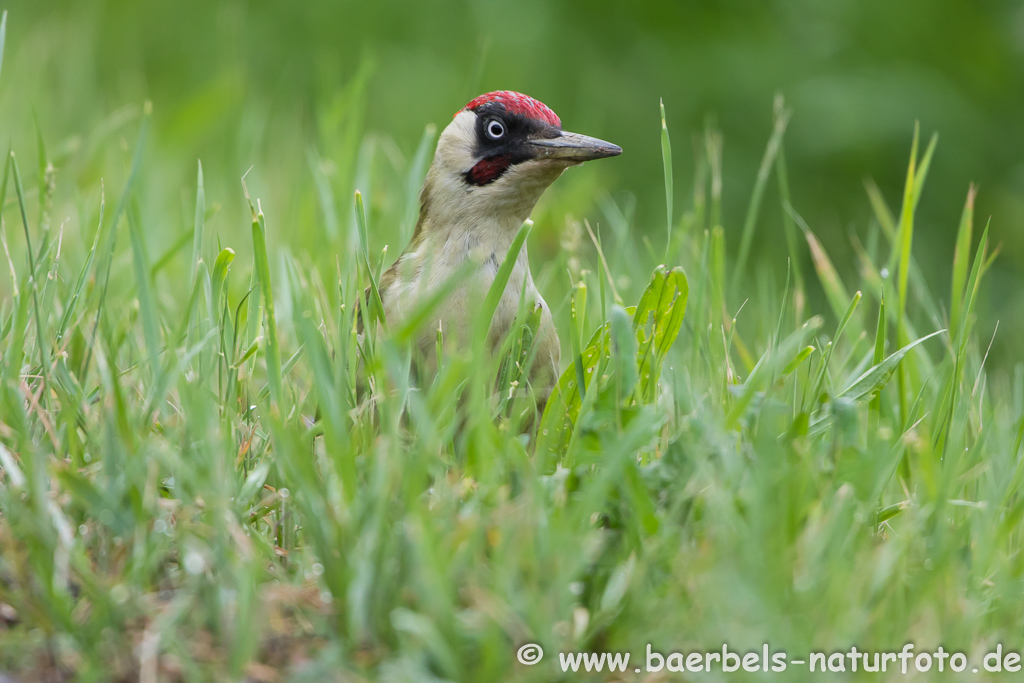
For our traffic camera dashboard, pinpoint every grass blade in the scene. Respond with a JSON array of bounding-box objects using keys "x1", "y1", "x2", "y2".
[
  {"x1": 732, "y1": 97, "x2": 790, "y2": 295},
  {"x1": 403, "y1": 124, "x2": 437, "y2": 244},
  {"x1": 893, "y1": 125, "x2": 938, "y2": 423},
  {"x1": 0, "y1": 11, "x2": 7, "y2": 84},
  {"x1": 83, "y1": 101, "x2": 152, "y2": 380},
  {"x1": 9, "y1": 152, "x2": 52, "y2": 404},
  {"x1": 950, "y1": 184, "x2": 976, "y2": 336},
  {"x1": 251, "y1": 200, "x2": 283, "y2": 413},
  {"x1": 191, "y1": 160, "x2": 205, "y2": 284},
  {"x1": 127, "y1": 201, "x2": 162, "y2": 385},
  {"x1": 791, "y1": 206, "x2": 852, "y2": 325},
  {"x1": 660, "y1": 98, "x2": 673, "y2": 259},
  {"x1": 472, "y1": 220, "x2": 532, "y2": 353},
  {"x1": 840, "y1": 329, "x2": 944, "y2": 402},
  {"x1": 355, "y1": 190, "x2": 386, "y2": 332},
  {"x1": 570, "y1": 281, "x2": 588, "y2": 400}
]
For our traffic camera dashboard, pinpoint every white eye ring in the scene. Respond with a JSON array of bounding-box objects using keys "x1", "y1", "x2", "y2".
[{"x1": 486, "y1": 119, "x2": 505, "y2": 139}]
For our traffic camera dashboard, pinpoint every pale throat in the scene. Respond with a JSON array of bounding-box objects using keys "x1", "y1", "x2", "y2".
[{"x1": 417, "y1": 164, "x2": 564, "y2": 270}]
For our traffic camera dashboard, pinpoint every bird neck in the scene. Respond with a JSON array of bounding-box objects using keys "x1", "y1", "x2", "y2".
[
  {"x1": 413, "y1": 209, "x2": 529, "y2": 277},
  {"x1": 406, "y1": 171, "x2": 547, "y2": 270}
]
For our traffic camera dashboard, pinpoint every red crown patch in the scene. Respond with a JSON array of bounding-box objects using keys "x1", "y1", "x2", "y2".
[{"x1": 461, "y1": 91, "x2": 561, "y2": 128}]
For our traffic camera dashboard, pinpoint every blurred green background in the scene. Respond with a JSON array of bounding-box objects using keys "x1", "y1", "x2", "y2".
[{"x1": 2, "y1": 0, "x2": 1022, "y2": 362}]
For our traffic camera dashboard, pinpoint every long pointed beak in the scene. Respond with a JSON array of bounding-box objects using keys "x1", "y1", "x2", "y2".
[{"x1": 527, "y1": 131, "x2": 622, "y2": 161}]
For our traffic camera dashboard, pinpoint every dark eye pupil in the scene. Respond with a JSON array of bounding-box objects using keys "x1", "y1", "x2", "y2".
[{"x1": 488, "y1": 121, "x2": 504, "y2": 137}]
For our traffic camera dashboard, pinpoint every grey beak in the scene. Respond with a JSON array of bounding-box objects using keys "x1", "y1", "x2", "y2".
[{"x1": 527, "y1": 131, "x2": 622, "y2": 161}]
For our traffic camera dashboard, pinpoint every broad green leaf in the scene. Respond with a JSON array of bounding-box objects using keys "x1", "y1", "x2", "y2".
[
  {"x1": 634, "y1": 266, "x2": 689, "y2": 401},
  {"x1": 538, "y1": 266, "x2": 688, "y2": 463}
]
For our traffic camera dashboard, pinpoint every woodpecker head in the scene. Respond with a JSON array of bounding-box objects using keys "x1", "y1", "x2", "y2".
[{"x1": 420, "y1": 91, "x2": 621, "y2": 232}]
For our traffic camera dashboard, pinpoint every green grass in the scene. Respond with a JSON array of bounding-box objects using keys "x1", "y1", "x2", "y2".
[{"x1": 2, "y1": 31, "x2": 1024, "y2": 683}]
